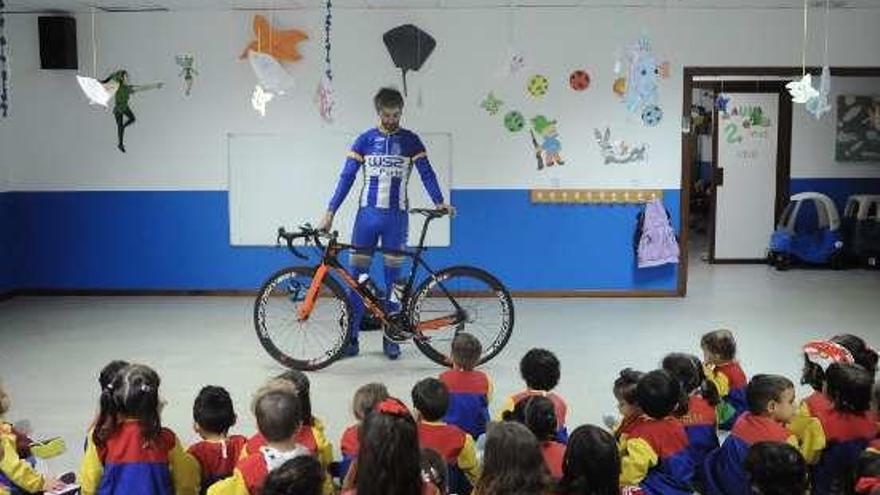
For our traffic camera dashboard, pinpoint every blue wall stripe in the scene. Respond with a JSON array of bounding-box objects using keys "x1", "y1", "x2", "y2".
[
  {"x1": 2, "y1": 189, "x2": 681, "y2": 292},
  {"x1": 789, "y1": 178, "x2": 880, "y2": 212},
  {"x1": 0, "y1": 193, "x2": 15, "y2": 293}
]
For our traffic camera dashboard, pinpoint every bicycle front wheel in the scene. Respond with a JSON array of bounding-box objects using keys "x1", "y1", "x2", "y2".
[
  {"x1": 409, "y1": 266, "x2": 514, "y2": 367},
  {"x1": 254, "y1": 266, "x2": 351, "y2": 371}
]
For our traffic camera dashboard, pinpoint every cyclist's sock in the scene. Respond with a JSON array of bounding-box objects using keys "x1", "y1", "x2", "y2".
[{"x1": 348, "y1": 266, "x2": 368, "y2": 342}]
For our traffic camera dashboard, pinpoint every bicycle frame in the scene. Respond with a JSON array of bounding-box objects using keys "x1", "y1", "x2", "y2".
[{"x1": 295, "y1": 215, "x2": 465, "y2": 334}]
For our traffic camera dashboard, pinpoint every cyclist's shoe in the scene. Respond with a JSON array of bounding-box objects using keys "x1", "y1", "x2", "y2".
[
  {"x1": 342, "y1": 338, "x2": 360, "y2": 358},
  {"x1": 383, "y1": 339, "x2": 401, "y2": 360}
]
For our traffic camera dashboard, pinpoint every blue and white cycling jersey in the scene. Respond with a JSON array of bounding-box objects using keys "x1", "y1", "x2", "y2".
[{"x1": 328, "y1": 127, "x2": 444, "y2": 212}]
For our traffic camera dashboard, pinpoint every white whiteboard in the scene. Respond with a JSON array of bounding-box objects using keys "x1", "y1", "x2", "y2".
[{"x1": 228, "y1": 132, "x2": 451, "y2": 247}]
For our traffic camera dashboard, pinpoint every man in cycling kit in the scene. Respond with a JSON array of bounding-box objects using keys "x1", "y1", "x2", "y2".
[{"x1": 319, "y1": 87, "x2": 454, "y2": 359}]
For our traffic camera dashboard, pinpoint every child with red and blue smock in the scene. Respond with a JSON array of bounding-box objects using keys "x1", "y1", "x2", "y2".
[
  {"x1": 438, "y1": 333, "x2": 493, "y2": 441},
  {"x1": 661, "y1": 352, "x2": 720, "y2": 486},
  {"x1": 79, "y1": 364, "x2": 200, "y2": 495},
  {"x1": 498, "y1": 348, "x2": 568, "y2": 443},
  {"x1": 504, "y1": 395, "x2": 565, "y2": 480},
  {"x1": 790, "y1": 362, "x2": 877, "y2": 495},
  {"x1": 412, "y1": 378, "x2": 479, "y2": 495},
  {"x1": 853, "y1": 379, "x2": 880, "y2": 495},
  {"x1": 795, "y1": 337, "x2": 878, "y2": 440},
  {"x1": 703, "y1": 374, "x2": 798, "y2": 495},
  {"x1": 209, "y1": 387, "x2": 310, "y2": 495},
  {"x1": 187, "y1": 386, "x2": 247, "y2": 494},
  {"x1": 243, "y1": 371, "x2": 333, "y2": 494},
  {"x1": 0, "y1": 381, "x2": 64, "y2": 494},
  {"x1": 618, "y1": 369, "x2": 694, "y2": 495},
  {"x1": 608, "y1": 369, "x2": 645, "y2": 441},
  {"x1": 701, "y1": 329, "x2": 748, "y2": 430},
  {"x1": 338, "y1": 383, "x2": 389, "y2": 481}
]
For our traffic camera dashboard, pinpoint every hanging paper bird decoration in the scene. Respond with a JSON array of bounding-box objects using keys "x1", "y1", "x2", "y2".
[{"x1": 240, "y1": 15, "x2": 309, "y2": 63}]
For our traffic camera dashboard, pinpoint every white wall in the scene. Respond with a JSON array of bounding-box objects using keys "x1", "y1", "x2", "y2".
[
  {"x1": 1, "y1": 7, "x2": 879, "y2": 192},
  {"x1": 791, "y1": 76, "x2": 880, "y2": 178}
]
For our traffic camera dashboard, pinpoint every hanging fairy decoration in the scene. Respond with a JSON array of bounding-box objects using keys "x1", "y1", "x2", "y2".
[
  {"x1": 240, "y1": 13, "x2": 308, "y2": 116},
  {"x1": 315, "y1": 0, "x2": 334, "y2": 122},
  {"x1": 175, "y1": 54, "x2": 198, "y2": 96},
  {"x1": 805, "y1": 0, "x2": 832, "y2": 119},
  {"x1": 0, "y1": 0, "x2": 9, "y2": 118},
  {"x1": 100, "y1": 70, "x2": 163, "y2": 153},
  {"x1": 786, "y1": 0, "x2": 820, "y2": 105},
  {"x1": 613, "y1": 35, "x2": 670, "y2": 126}
]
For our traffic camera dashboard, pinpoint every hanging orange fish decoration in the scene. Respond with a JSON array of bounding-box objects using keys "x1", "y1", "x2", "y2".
[{"x1": 240, "y1": 15, "x2": 308, "y2": 63}]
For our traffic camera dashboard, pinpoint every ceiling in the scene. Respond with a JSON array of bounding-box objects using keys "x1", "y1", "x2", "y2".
[{"x1": 5, "y1": 0, "x2": 880, "y2": 12}]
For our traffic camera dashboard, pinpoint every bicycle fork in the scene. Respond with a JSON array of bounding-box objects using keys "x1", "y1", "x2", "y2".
[{"x1": 296, "y1": 264, "x2": 388, "y2": 324}]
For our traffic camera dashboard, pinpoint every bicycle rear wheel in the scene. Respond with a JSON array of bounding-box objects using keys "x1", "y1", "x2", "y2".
[
  {"x1": 409, "y1": 266, "x2": 514, "y2": 367},
  {"x1": 254, "y1": 266, "x2": 351, "y2": 371}
]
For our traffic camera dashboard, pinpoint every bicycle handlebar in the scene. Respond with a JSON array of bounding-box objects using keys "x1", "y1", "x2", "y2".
[
  {"x1": 277, "y1": 224, "x2": 337, "y2": 259},
  {"x1": 276, "y1": 209, "x2": 449, "y2": 259}
]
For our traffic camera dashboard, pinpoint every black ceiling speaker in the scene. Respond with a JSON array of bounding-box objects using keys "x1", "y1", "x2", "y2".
[{"x1": 39, "y1": 16, "x2": 77, "y2": 70}]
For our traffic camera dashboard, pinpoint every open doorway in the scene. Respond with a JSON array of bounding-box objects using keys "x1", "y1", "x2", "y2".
[{"x1": 680, "y1": 67, "x2": 880, "y2": 293}]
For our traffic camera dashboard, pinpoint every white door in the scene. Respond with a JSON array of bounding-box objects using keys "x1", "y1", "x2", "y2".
[{"x1": 714, "y1": 93, "x2": 780, "y2": 260}]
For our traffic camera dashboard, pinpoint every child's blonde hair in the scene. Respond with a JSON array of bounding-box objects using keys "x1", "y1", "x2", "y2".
[
  {"x1": 352, "y1": 383, "x2": 389, "y2": 421},
  {"x1": 0, "y1": 380, "x2": 9, "y2": 416},
  {"x1": 451, "y1": 333, "x2": 482, "y2": 371},
  {"x1": 701, "y1": 329, "x2": 737, "y2": 361}
]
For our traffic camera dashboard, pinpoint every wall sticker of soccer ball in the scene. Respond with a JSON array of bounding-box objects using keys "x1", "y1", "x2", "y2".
[
  {"x1": 504, "y1": 111, "x2": 525, "y2": 132},
  {"x1": 569, "y1": 70, "x2": 590, "y2": 91},
  {"x1": 527, "y1": 74, "x2": 549, "y2": 98}
]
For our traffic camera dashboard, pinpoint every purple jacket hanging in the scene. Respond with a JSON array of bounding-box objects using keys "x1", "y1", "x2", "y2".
[{"x1": 636, "y1": 198, "x2": 680, "y2": 268}]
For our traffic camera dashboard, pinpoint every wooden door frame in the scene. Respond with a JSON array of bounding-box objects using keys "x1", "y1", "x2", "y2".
[{"x1": 679, "y1": 67, "x2": 880, "y2": 295}]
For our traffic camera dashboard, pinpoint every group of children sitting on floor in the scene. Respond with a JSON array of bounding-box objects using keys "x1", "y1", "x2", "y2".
[{"x1": 2, "y1": 330, "x2": 880, "y2": 495}]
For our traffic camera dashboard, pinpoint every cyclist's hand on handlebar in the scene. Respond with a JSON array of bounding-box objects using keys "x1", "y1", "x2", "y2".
[
  {"x1": 318, "y1": 211, "x2": 334, "y2": 232},
  {"x1": 436, "y1": 203, "x2": 457, "y2": 218}
]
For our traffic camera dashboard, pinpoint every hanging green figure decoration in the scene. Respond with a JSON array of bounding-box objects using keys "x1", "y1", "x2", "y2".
[
  {"x1": 175, "y1": 55, "x2": 197, "y2": 96},
  {"x1": 100, "y1": 70, "x2": 163, "y2": 153}
]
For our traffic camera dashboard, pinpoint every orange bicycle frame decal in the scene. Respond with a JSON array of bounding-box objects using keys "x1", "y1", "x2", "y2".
[{"x1": 297, "y1": 264, "x2": 329, "y2": 321}]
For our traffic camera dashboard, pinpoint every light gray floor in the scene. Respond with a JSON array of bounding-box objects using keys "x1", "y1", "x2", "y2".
[{"x1": 1, "y1": 250, "x2": 879, "y2": 475}]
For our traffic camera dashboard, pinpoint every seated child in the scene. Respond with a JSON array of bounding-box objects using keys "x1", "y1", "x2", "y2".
[
  {"x1": 187, "y1": 386, "x2": 247, "y2": 493},
  {"x1": 608, "y1": 369, "x2": 644, "y2": 439},
  {"x1": 412, "y1": 378, "x2": 479, "y2": 494},
  {"x1": 499, "y1": 348, "x2": 568, "y2": 442},
  {"x1": 507, "y1": 395, "x2": 565, "y2": 480},
  {"x1": 79, "y1": 364, "x2": 199, "y2": 495},
  {"x1": 339, "y1": 383, "x2": 389, "y2": 480},
  {"x1": 209, "y1": 387, "x2": 308, "y2": 495},
  {"x1": 555, "y1": 424, "x2": 620, "y2": 495},
  {"x1": 701, "y1": 329, "x2": 748, "y2": 430},
  {"x1": 744, "y1": 442, "x2": 808, "y2": 495},
  {"x1": 0, "y1": 380, "x2": 64, "y2": 494},
  {"x1": 438, "y1": 333, "x2": 493, "y2": 440},
  {"x1": 703, "y1": 374, "x2": 798, "y2": 495},
  {"x1": 661, "y1": 352, "x2": 720, "y2": 481},
  {"x1": 793, "y1": 362, "x2": 877, "y2": 495},
  {"x1": 262, "y1": 456, "x2": 324, "y2": 495},
  {"x1": 244, "y1": 371, "x2": 333, "y2": 494},
  {"x1": 619, "y1": 370, "x2": 693, "y2": 495}
]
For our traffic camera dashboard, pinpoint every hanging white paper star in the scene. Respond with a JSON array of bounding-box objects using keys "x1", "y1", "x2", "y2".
[
  {"x1": 248, "y1": 51, "x2": 295, "y2": 95},
  {"x1": 251, "y1": 85, "x2": 274, "y2": 117},
  {"x1": 786, "y1": 74, "x2": 819, "y2": 104}
]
